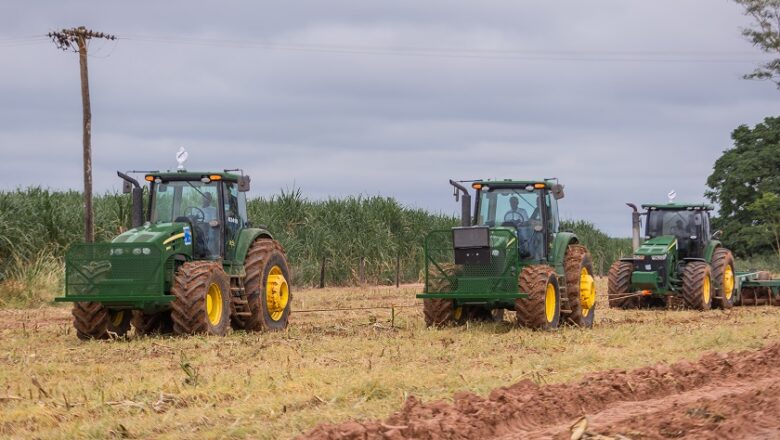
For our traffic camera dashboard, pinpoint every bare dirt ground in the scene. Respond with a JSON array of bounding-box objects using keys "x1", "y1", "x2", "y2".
[
  {"x1": 1, "y1": 281, "x2": 779, "y2": 439},
  {"x1": 305, "y1": 343, "x2": 780, "y2": 440}
]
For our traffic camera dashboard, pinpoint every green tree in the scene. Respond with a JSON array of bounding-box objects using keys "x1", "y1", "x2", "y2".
[
  {"x1": 735, "y1": 0, "x2": 780, "y2": 88},
  {"x1": 705, "y1": 117, "x2": 780, "y2": 256},
  {"x1": 747, "y1": 192, "x2": 780, "y2": 255}
]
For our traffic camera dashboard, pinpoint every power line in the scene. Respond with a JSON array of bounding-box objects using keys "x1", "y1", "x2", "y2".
[
  {"x1": 0, "y1": 32, "x2": 764, "y2": 63},
  {"x1": 119, "y1": 33, "x2": 764, "y2": 63},
  {"x1": 0, "y1": 35, "x2": 48, "y2": 48}
]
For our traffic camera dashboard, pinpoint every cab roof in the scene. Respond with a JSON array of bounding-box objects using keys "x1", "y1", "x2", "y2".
[
  {"x1": 472, "y1": 179, "x2": 557, "y2": 189},
  {"x1": 642, "y1": 202, "x2": 714, "y2": 211},
  {"x1": 146, "y1": 170, "x2": 242, "y2": 182}
]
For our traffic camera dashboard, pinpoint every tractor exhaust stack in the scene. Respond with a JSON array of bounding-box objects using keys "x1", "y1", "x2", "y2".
[
  {"x1": 118, "y1": 171, "x2": 144, "y2": 228},
  {"x1": 449, "y1": 180, "x2": 472, "y2": 227},
  {"x1": 627, "y1": 203, "x2": 641, "y2": 251}
]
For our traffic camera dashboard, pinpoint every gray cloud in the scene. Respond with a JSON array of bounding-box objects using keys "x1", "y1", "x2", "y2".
[{"x1": 1, "y1": 0, "x2": 778, "y2": 236}]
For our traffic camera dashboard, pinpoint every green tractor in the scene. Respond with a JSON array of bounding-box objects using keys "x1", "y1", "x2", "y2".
[
  {"x1": 55, "y1": 163, "x2": 292, "y2": 339},
  {"x1": 608, "y1": 200, "x2": 780, "y2": 309},
  {"x1": 417, "y1": 179, "x2": 597, "y2": 329}
]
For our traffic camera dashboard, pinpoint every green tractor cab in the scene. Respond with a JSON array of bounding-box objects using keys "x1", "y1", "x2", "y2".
[
  {"x1": 417, "y1": 179, "x2": 597, "y2": 329},
  {"x1": 608, "y1": 201, "x2": 780, "y2": 309},
  {"x1": 56, "y1": 164, "x2": 292, "y2": 340}
]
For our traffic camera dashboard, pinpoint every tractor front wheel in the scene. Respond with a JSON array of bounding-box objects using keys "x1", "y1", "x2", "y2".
[
  {"x1": 72, "y1": 302, "x2": 131, "y2": 340},
  {"x1": 711, "y1": 248, "x2": 735, "y2": 309},
  {"x1": 170, "y1": 261, "x2": 231, "y2": 335},
  {"x1": 423, "y1": 299, "x2": 462, "y2": 327},
  {"x1": 515, "y1": 265, "x2": 561, "y2": 330},
  {"x1": 562, "y1": 244, "x2": 596, "y2": 327},
  {"x1": 423, "y1": 263, "x2": 462, "y2": 327},
  {"x1": 607, "y1": 261, "x2": 639, "y2": 309},
  {"x1": 682, "y1": 261, "x2": 713, "y2": 311}
]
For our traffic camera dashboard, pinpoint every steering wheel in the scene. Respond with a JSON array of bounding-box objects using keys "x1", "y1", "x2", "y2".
[{"x1": 183, "y1": 206, "x2": 206, "y2": 223}]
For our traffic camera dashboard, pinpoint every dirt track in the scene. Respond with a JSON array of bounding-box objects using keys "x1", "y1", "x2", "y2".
[{"x1": 304, "y1": 342, "x2": 780, "y2": 439}]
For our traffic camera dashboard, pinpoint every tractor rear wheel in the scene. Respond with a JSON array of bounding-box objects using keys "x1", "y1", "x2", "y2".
[
  {"x1": 423, "y1": 263, "x2": 461, "y2": 327},
  {"x1": 170, "y1": 261, "x2": 231, "y2": 335},
  {"x1": 608, "y1": 261, "x2": 639, "y2": 309},
  {"x1": 236, "y1": 238, "x2": 292, "y2": 332},
  {"x1": 562, "y1": 244, "x2": 596, "y2": 327},
  {"x1": 515, "y1": 265, "x2": 561, "y2": 330},
  {"x1": 682, "y1": 261, "x2": 713, "y2": 311},
  {"x1": 73, "y1": 303, "x2": 131, "y2": 340},
  {"x1": 711, "y1": 248, "x2": 735, "y2": 309},
  {"x1": 132, "y1": 311, "x2": 173, "y2": 336}
]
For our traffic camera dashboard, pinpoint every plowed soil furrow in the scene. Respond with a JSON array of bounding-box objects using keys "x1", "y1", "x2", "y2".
[
  {"x1": 304, "y1": 343, "x2": 780, "y2": 440},
  {"x1": 515, "y1": 377, "x2": 779, "y2": 439}
]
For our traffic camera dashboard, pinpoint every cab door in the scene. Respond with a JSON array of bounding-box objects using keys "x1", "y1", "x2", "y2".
[{"x1": 222, "y1": 181, "x2": 242, "y2": 261}]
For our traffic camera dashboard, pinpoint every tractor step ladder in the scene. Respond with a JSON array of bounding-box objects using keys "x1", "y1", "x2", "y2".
[{"x1": 230, "y1": 275, "x2": 253, "y2": 317}]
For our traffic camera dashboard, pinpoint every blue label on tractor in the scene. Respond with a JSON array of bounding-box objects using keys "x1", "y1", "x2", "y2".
[{"x1": 183, "y1": 226, "x2": 192, "y2": 246}]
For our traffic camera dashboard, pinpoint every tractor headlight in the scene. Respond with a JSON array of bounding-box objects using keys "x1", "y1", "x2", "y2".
[
  {"x1": 142, "y1": 247, "x2": 151, "y2": 255},
  {"x1": 111, "y1": 248, "x2": 124, "y2": 256},
  {"x1": 132, "y1": 248, "x2": 142, "y2": 255},
  {"x1": 491, "y1": 249, "x2": 500, "y2": 257},
  {"x1": 651, "y1": 255, "x2": 667, "y2": 261}
]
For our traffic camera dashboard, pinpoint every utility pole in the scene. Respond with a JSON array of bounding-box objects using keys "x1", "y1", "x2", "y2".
[{"x1": 48, "y1": 27, "x2": 116, "y2": 243}]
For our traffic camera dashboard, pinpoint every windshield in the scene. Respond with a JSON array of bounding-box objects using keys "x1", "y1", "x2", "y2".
[
  {"x1": 646, "y1": 209, "x2": 704, "y2": 240},
  {"x1": 151, "y1": 180, "x2": 219, "y2": 224},
  {"x1": 477, "y1": 187, "x2": 545, "y2": 260},
  {"x1": 477, "y1": 187, "x2": 542, "y2": 226}
]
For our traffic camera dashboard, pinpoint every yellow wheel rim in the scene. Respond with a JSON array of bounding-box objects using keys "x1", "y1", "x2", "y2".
[
  {"x1": 266, "y1": 266, "x2": 289, "y2": 321},
  {"x1": 723, "y1": 265, "x2": 734, "y2": 300},
  {"x1": 579, "y1": 268, "x2": 596, "y2": 316},
  {"x1": 703, "y1": 275, "x2": 711, "y2": 304},
  {"x1": 453, "y1": 306, "x2": 463, "y2": 321},
  {"x1": 545, "y1": 282, "x2": 556, "y2": 323},
  {"x1": 206, "y1": 282, "x2": 223, "y2": 326},
  {"x1": 110, "y1": 311, "x2": 125, "y2": 327}
]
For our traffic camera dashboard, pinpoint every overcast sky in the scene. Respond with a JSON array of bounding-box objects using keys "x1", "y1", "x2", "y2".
[{"x1": 0, "y1": 1, "x2": 777, "y2": 236}]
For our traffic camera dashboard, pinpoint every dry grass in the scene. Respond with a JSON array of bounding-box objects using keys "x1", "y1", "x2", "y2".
[{"x1": 1, "y1": 279, "x2": 779, "y2": 439}]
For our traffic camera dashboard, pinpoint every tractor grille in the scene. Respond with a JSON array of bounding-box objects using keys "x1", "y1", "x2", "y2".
[
  {"x1": 634, "y1": 256, "x2": 667, "y2": 284},
  {"x1": 424, "y1": 229, "x2": 519, "y2": 296},
  {"x1": 65, "y1": 243, "x2": 165, "y2": 298}
]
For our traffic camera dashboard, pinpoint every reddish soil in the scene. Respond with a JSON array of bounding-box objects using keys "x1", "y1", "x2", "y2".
[{"x1": 304, "y1": 343, "x2": 780, "y2": 440}]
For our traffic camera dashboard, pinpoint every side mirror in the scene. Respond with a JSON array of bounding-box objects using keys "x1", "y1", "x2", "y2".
[
  {"x1": 238, "y1": 175, "x2": 251, "y2": 192},
  {"x1": 122, "y1": 179, "x2": 132, "y2": 194},
  {"x1": 711, "y1": 230, "x2": 723, "y2": 240},
  {"x1": 551, "y1": 184, "x2": 565, "y2": 200}
]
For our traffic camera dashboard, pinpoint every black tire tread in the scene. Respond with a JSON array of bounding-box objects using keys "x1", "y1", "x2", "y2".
[
  {"x1": 711, "y1": 248, "x2": 735, "y2": 309},
  {"x1": 562, "y1": 244, "x2": 595, "y2": 327},
  {"x1": 237, "y1": 238, "x2": 291, "y2": 332},
  {"x1": 170, "y1": 261, "x2": 230, "y2": 335},
  {"x1": 72, "y1": 302, "x2": 110, "y2": 340},
  {"x1": 515, "y1": 265, "x2": 559, "y2": 330},
  {"x1": 682, "y1": 261, "x2": 712, "y2": 311},
  {"x1": 608, "y1": 261, "x2": 638, "y2": 309},
  {"x1": 423, "y1": 263, "x2": 458, "y2": 327}
]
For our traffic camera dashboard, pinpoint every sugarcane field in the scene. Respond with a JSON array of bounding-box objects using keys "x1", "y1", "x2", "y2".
[{"x1": 2, "y1": 2, "x2": 780, "y2": 439}]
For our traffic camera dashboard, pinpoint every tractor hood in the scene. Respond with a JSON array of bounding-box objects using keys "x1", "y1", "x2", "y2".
[
  {"x1": 111, "y1": 222, "x2": 190, "y2": 248},
  {"x1": 635, "y1": 236, "x2": 676, "y2": 256}
]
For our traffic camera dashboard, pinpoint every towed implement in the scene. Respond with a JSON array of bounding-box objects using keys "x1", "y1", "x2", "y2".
[
  {"x1": 417, "y1": 179, "x2": 597, "y2": 329},
  {"x1": 56, "y1": 156, "x2": 292, "y2": 339},
  {"x1": 608, "y1": 199, "x2": 780, "y2": 309}
]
